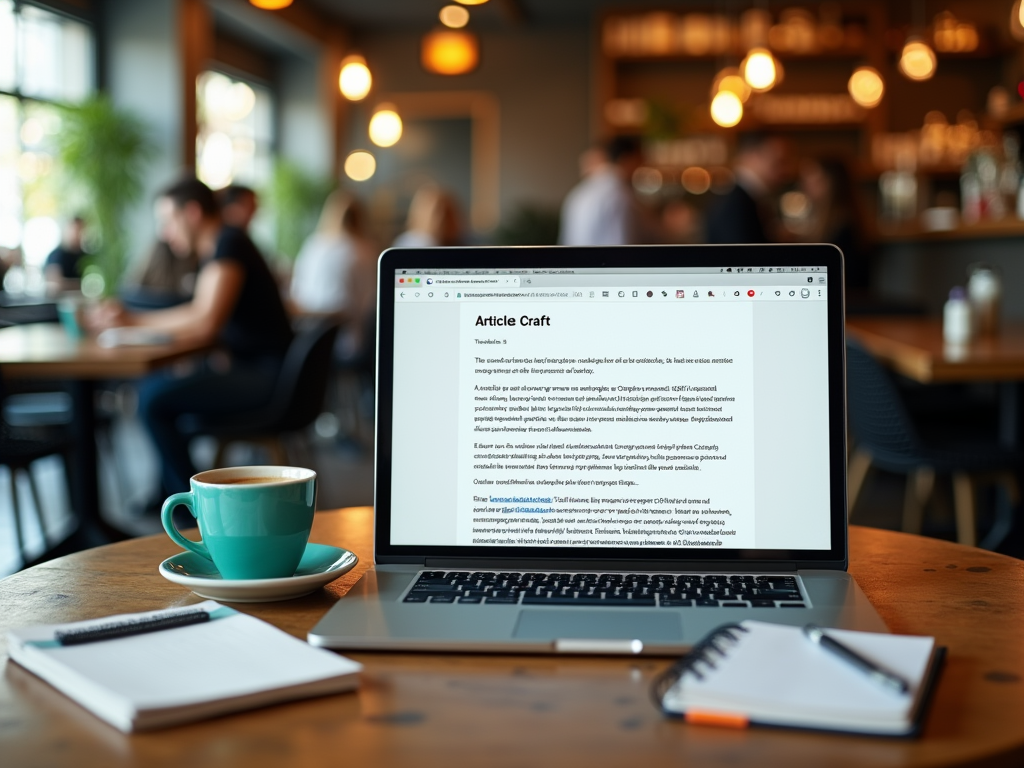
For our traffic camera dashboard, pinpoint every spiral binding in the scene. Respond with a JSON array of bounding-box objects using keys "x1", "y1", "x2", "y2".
[{"x1": 649, "y1": 622, "x2": 749, "y2": 715}]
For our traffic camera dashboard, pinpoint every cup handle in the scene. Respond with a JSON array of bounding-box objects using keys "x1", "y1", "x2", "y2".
[{"x1": 161, "y1": 492, "x2": 211, "y2": 562}]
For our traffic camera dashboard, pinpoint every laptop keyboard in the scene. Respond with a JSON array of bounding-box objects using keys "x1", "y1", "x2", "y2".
[{"x1": 402, "y1": 571, "x2": 807, "y2": 608}]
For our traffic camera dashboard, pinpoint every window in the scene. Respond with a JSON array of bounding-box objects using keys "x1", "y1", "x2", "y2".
[
  {"x1": 0, "y1": 1, "x2": 94, "y2": 281},
  {"x1": 196, "y1": 70, "x2": 273, "y2": 190}
]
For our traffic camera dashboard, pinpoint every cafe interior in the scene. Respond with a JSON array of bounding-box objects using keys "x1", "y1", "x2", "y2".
[{"x1": 2, "y1": 0, "x2": 1024, "y2": 765}]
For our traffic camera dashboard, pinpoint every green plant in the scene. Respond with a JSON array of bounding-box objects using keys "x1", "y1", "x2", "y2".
[
  {"x1": 55, "y1": 95, "x2": 155, "y2": 295},
  {"x1": 264, "y1": 160, "x2": 335, "y2": 262}
]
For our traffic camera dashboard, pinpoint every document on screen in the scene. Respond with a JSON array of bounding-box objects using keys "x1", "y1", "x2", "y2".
[{"x1": 456, "y1": 301, "x2": 755, "y2": 548}]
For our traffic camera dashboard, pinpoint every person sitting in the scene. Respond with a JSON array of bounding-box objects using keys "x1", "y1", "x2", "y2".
[
  {"x1": 44, "y1": 216, "x2": 86, "y2": 295},
  {"x1": 705, "y1": 132, "x2": 792, "y2": 244},
  {"x1": 120, "y1": 197, "x2": 199, "y2": 309},
  {"x1": 87, "y1": 177, "x2": 293, "y2": 497},
  {"x1": 392, "y1": 185, "x2": 461, "y2": 247},
  {"x1": 290, "y1": 191, "x2": 377, "y2": 364},
  {"x1": 216, "y1": 184, "x2": 259, "y2": 232}
]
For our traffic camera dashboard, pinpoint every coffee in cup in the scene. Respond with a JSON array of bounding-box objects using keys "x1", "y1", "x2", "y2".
[{"x1": 161, "y1": 466, "x2": 317, "y2": 580}]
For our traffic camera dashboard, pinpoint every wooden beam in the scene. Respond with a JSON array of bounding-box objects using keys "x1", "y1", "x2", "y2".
[{"x1": 180, "y1": 0, "x2": 213, "y2": 170}]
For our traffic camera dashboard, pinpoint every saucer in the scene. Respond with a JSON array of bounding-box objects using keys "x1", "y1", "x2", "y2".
[{"x1": 159, "y1": 543, "x2": 358, "y2": 602}]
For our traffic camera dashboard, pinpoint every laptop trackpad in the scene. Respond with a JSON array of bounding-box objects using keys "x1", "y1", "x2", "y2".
[{"x1": 513, "y1": 610, "x2": 682, "y2": 643}]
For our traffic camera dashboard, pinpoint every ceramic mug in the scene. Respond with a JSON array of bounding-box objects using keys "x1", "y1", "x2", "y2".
[{"x1": 161, "y1": 466, "x2": 317, "y2": 580}]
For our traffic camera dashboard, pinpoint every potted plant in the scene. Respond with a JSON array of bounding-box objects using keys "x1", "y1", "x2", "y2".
[{"x1": 55, "y1": 95, "x2": 154, "y2": 295}]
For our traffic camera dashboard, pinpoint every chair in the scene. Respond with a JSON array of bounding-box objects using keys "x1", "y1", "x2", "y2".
[
  {"x1": 193, "y1": 318, "x2": 340, "y2": 467},
  {"x1": 0, "y1": 379, "x2": 75, "y2": 566},
  {"x1": 846, "y1": 340, "x2": 1020, "y2": 548}
]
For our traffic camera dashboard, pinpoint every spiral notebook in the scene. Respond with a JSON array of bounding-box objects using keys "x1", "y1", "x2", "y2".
[{"x1": 653, "y1": 621, "x2": 944, "y2": 736}]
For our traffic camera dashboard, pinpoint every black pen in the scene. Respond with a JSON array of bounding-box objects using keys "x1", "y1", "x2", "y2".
[
  {"x1": 803, "y1": 624, "x2": 910, "y2": 696},
  {"x1": 54, "y1": 609, "x2": 210, "y2": 646}
]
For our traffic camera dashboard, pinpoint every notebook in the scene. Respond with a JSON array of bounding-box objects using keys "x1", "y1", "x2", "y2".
[
  {"x1": 309, "y1": 245, "x2": 891, "y2": 654},
  {"x1": 7, "y1": 601, "x2": 362, "y2": 732},
  {"x1": 654, "y1": 620, "x2": 944, "y2": 736}
]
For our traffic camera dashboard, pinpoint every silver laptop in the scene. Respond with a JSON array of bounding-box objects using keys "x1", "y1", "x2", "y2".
[{"x1": 308, "y1": 244, "x2": 887, "y2": 655}]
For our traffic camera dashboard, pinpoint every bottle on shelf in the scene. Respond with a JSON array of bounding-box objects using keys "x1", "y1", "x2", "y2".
[{"x1": 943, "y1": 286, "x2": 973, "y2": 346}]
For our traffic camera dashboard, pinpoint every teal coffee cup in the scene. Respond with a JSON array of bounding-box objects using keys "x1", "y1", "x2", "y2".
[{"x1": 161, "y1": 466, "x2": 317, "y2": 580}]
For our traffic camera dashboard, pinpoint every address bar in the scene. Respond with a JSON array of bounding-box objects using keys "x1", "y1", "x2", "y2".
[{"x1": 424, "y1": 276, "x2": 520, "y2": 287}]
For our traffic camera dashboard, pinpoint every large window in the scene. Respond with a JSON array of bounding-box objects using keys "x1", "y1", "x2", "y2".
[
  {"x1": 196, "y1": 70, "x2": 273, "y2": 191},
  {"x1": 0, "y1": 1, "x2": 94, "y2": 284}
]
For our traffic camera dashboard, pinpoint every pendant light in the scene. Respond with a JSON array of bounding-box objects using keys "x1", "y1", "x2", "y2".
[{"x1": 899, "y1": 0, "x2": 937, "y2": 82}]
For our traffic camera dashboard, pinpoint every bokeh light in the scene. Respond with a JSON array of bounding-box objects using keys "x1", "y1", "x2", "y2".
[
  {"x1": 439, "y1": 5, "x2": 470, "y2": 28},
  {"x1": 741, "y1": 47, "x2": 778, "y2": 91},
  {"x1": 339, "y1": 55, "x2": 372, "y2": 101},
  {"x1": 422, "y1": 30, "x2": 479, "y2": 75},
  {"x1": 710, "y1": 90, "x2": 743, "y2": 128},
  {"x1": 848, "y1": 66, "x2": 885, "y2": 108},
  {"x1": 899, "y1": 38, "x2": 937, "y2": 81},
  {"x1": 344, "y1": 150, "x2": 376, "y2": 181},
  {"x1": 369, "y1": 106, "x2": 403, "y2": 148},
  {"x1": 681, "y1": 167, "x2": 711, "y2": 195}
]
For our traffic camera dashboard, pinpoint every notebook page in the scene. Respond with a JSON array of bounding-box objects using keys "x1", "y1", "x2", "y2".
[
  {"x1": 10, "y1": 602, "x2": 361, "y2": 711},
  {"x1": 668, "y1": 621, "x2": 935, "y2": 724}
]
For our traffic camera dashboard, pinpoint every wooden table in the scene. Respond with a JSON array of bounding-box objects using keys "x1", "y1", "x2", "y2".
[
  {"x1": 0, "y1": 323, "x2": 208, "y2": 553},
  {"x1": 2, "y1": 508, "x2": 1023, "y2": 768},
  {"x1": 846, "y1": 316, "x2": 1024, "y2": 448},
  {"x1": 845, "y1": 317, "x2": 1024, "y2": 385}
]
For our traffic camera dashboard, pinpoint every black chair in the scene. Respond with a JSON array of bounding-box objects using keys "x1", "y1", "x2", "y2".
[
  {"x1": 846, "y1": 340, "x2": 1020, "y2": 548},
  {"x1": 0, "y1": 375, "x2": 75, "y2": 566},
  {"x1": 192, "y1": 318, "x2": 340, "y2": 467}
]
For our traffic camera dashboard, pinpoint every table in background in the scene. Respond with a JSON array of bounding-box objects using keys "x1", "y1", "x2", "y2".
[
  {"x1": 846, "y1": 316, "x2": 1024, "y2": 446},
  {"x1": 0, "y1": 323, "x2": 209, "y2": 553},
  {"x1": 1, "y1": 507, "x2": 1022, "y2": 768}
]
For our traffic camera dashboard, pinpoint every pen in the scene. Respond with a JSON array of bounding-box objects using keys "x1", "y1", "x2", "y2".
[
  {"x1": 54, "y1": 609, "x2": 210, "y2": 646},
  {"x1": 803, "y1": 624, "x2": 910, "y2": 695}
]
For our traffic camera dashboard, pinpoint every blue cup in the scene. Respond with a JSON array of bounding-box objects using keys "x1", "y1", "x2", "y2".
[{"x1": 161, "y1": 466, "x2": 317, "y2": 580}]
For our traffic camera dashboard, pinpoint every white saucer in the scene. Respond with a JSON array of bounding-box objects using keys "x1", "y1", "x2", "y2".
[{"x1": 158, "y1": 543, "x2": 358, "y2": 602}]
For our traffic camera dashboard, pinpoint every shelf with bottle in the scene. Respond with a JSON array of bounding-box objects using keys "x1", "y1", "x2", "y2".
[{"x1": 876, "y1": 217, "x2": 1024, "y2": 243}]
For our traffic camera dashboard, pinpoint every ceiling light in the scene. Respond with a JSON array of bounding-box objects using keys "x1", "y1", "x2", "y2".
[
  {"x1": 848, "y1": 66, "x2": 885, "y2": 108},
  {"x1": 440, "y1": 5, "x2": 470, "y2": 28},
  {"x1": 710, "y1": 91, "x2": 743, "y2": 128},
  {"x1": 455, "y1": 0, "x2": 489, "y2": 4},
  {"x1": 369, "y1": 105, "x2": 403, "y2": 147},
  {"x1": 249, "y1": 0, "x2": 293, "y2": 9},
  {"x1": 899, "y1": 37, "x2": 936, "y2": 81},
  {"x1": 339, "y1": 55, "x2": 372, "y2": 101},
  {"x1": 741, "y1": 47, "x2": 779, "y2": 92},
  {"x1": 344, "y1": 151, "x2": 376, "y2": 182},
  {"x1": 422, "y1": 30, "x2": 479, "y2": 76}
]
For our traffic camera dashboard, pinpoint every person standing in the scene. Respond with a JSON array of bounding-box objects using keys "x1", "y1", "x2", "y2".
[
  {"x1": 87, "y1": 177, "x2": 293, "y2": 496},
  {"x1": 559, "y1": 136, "x2": 643, "y2": 246},
  {"x1": 705, "y1": 132, "x2": 792, "y2": 244}
]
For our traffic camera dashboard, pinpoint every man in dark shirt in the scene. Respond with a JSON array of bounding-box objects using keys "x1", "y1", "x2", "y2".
[
  {"x1": 44, "y1": 216, "x2": 86, "y2": 293},
  {"x1": 705, "y1": 132, "x2": 792, "y2": 244},
  {"x1": 89, "y1": 177, "x2": 293, "y2": 495}
]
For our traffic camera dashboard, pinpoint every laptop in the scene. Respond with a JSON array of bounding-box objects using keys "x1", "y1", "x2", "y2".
[{"x1": 308, "y1": 244, "x2": 888, "y2": 655}]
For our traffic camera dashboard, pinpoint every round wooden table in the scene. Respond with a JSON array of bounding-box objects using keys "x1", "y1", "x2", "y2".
[{"x1": 2, "y1": 509, "x2": 1022, "y2": 768}]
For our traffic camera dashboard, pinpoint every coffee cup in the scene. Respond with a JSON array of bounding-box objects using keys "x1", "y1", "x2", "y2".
[{"x1": 161, "y1": 466, "x2": 317, "y2": 580}]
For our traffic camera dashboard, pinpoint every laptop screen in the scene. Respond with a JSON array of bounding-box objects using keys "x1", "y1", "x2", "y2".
[{"x1": 376, "y1": 246, "x2": 847, "y2": 568}]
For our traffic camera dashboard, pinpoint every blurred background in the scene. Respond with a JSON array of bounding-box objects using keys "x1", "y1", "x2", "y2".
[{"x1": 3, "y1": 0, "x2": 1024, "y2": 574}]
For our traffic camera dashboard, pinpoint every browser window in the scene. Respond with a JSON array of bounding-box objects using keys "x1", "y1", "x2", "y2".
[{"x1": 389, "y1": 266, "x2": 832, "y2": 552}]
